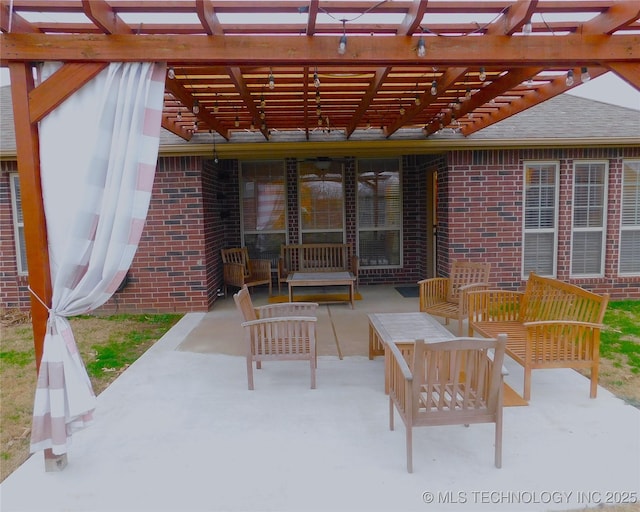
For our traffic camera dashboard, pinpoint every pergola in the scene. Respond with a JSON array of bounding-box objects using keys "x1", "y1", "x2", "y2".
[{"x1": 1, "y1": 0, "x2": 639, "y2": 469}]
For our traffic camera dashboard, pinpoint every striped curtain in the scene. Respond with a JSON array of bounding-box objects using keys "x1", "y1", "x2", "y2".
[{"x1": 30, "y1": 62, "x2": 166, "y2": 455}]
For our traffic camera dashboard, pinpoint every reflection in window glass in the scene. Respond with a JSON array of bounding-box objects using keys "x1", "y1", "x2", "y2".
[
  {"x1": 240, "y1": 161, "x2": 286, "y2": 266},
  {"x1": 357, "y1": 159, "x2": 401, "y2": 267},
  {"x1": 299, "y1": 161, "x2": 344, "y2": 243}
]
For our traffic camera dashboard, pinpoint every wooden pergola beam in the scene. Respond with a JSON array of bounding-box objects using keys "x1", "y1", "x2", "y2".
[
  {"x1": 227, "y1": 67, "x2": 269, "y2": 139},
  {"x1": 81, "y1": 0, "x2": 132, "y2": 35},
  {"x1": 29, "y1": 63, "x2": 108, "y2": 123},
  {"x1": 195, "y1": 0, "x2": 222, "y2": 36},
  {"x1": 8, "y1": 63, "x2": 51, "y2": 371},
  {"x1": 607, "y1": 62, "x2": 640, "y2": 90},
  {"x1": 2, "y1": 33, "x2": 638, "y2": 65},
  {"x1": 461, "y1": 67, "x2": 609, "y2": 135}
]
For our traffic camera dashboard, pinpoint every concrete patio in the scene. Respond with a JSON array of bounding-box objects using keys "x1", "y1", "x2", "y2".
[{"x1": 1, "y1": 285, "x2": 639, "y2": 512}]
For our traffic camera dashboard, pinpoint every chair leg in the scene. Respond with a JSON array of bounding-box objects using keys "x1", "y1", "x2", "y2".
[
  {"x1": 590, "y1": 363, "x2": 599, "y2": 398},
  {"x1": 246, "y1": 356, "x2": 255, "y2": 390},
  {"x1": 406, "y1": 424, "x2": 413, "y2": 473},
  {"x1": 310, "y1": 356, "x2": 316, "y2": 389},
  {"x1": 389, "y1": 397, "x2": 394, "y2": 431},
  {"x1": 523, "y1": 367, "x2": 531, "y2": 401},
  {"x1": 495, "y1": 413, "x2": 503, "y2": 469}
]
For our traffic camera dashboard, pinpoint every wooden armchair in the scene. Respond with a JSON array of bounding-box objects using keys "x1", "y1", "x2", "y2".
[
  {"x1": 233, "y1": 285, "x2": 319, "y2": 390},
  {"x1": 221, "y1": 247, "x2": 272, "y2": 297},
  {"x1": 387, "y1": 334, "x2": 507, "y2": 473},
  {"x1": 418, "y1": 260, "x2": 491, "y2": 335}
]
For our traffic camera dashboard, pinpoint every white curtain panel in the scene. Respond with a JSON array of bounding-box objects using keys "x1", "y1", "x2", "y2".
[{"x1": 30, "y1": 62, "x2": 166, "y2": 455}]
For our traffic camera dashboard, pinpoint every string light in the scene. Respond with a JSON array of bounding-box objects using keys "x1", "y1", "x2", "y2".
[
  {"x1": 431, "y1": 80, "x2": 438, "y2": 96},
  {"x1": 479, "y1": 67, "x2": 486, "y2": 82},
  {"x1": 523, "y1": 20, "x2": 532, "y2": 34},
  {"x1": 417, "y1": 36, "x2": 426, "y2": 58},
  {"x1": 581, "y1": 67, "x2": 591, "y2": 82},
  {"x1": 314, "y1": 68, "x2": 321, "y2": 88},
  {"x1": 167, "y1": 67, "x2": 175, "y2": 79},
  {"x1": 268, "y1": 69, "x2": 275, "y2": 90},
  {"x1": 192, "y1": 100, "x2": 200, "y2": 115},
  {"x1": 565, "y1": 69, "x2": 574, "y2": 87},
  {"x1": 338, "y1": 20, "x2": 347, "y2": 55}
]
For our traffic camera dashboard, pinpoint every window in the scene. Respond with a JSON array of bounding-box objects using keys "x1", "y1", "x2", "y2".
[
  {"x1": 522, "y1": 162, "x2": 558, "y2": 278},
  {"x1": 239, "y1": 161, "x2": 286, "y2": 266},
  {"x1": 357, "y1": 158, "x2": 401, "y2": 267},
  {"x1": 571, "y1": 161, "x2": 608, "y2": 276},
  {"x1": 620, "y1": 160, "x2": 640, "y2": 275},
  {"x1": 298, "y1": 161, "x2": 344, "y2": 244},
  {"x1": 9, "y1": 173, "x2": 28, "y2": 275}
]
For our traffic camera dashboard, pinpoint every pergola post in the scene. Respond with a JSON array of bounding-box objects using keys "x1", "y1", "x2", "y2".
[{"x1": 9, "y1": 62, "x2": 66, "y2": 471}]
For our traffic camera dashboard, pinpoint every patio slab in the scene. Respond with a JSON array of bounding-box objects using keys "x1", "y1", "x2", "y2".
[{"x1": 2, "y1": 286, "x2": 639, "y2": 512}]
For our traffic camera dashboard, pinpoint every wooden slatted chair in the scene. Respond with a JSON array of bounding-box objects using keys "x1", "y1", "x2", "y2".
[
  {"x1": 221, "y1": 247, "x2": 272, "y2": 297},
  {"x1": 418, "y1": 260, "x2": 491, "y2": 335},
  {"x1": 387, "y1": 334, "x2": 507, "y2": 473},
  {"x1": 233, "y1": 285, "x2": 319, "y2": 390}
]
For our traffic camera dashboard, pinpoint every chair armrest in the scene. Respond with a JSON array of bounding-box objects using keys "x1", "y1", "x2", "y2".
[
  {"x1": 241, "y1": 316, "x2": 318, "y2": 328},
  {"x1": 418, "y1": 278, "x2": 449, "y2": 310},
  {"x1": 223, "y1": 262, "x2": 246, "y2": 287},
  {"x1": 522, "y1": 320, "x2": 604, "y2": 362},
  {"x1": 256, "y1": 302, "x2": 319, "y2": 318},
  {"x1": 248, "y1": 258, "x2": 272, "y2": 280},
  {"x1": 467, "y1": 290, "x2": 524, "y2": 323}
]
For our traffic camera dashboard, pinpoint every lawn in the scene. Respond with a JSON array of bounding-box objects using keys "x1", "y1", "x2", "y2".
[{"x1": 0, "y1": 311, "x2": 182, "y2": 481}]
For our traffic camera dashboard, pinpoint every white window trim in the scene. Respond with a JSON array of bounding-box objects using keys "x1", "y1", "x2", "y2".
[
  {"x1": 619, "y1": 159, "x2": 640, "y2": 277},
  {"x1": 521, "y1": 161, "x2": 559, "y2": 279},
  {"x1": 297, "y1": 163, "x2": 346, "y2": 244},
  {"x1": 356, "y1": 158, "x2": 403, "y2": 269},
  {"x1": 9, "y1": 173, "x2": 28, "y2": 275},
  {"x1": 569, "y1": 160, "x2": 608, "y2": 278}
]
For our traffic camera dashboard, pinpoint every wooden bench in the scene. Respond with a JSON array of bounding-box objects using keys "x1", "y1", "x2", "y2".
[
  {"x1": 277, "y1": 243, "x2": 358, "y2": 293},
  {"x1": 468, "y1": 272, "x2": 609, "y2": 401}
]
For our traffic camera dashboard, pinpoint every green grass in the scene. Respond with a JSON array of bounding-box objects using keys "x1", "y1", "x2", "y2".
[
  {"x1": 82, "y1": 314, "x2": 182, "y2": 378},
  {"x1": 600, "y1": 300, "x2": 640, "y2": 374},
  {"x1": 0, "y1": 350, "x2": 33, "y2": 367}
]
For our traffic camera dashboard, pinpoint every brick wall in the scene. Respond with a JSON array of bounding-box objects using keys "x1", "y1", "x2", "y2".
[
  {"x1": 444, "y1": 147, "x2": 640, "y2": 297},
  {"x1": 100, "y1": 156, "x2": 210, "y2": 313},
  {"x1": 2, "y1": 147, "x2": 638, "y2": 314},
  {"x1": 0, "y1": 160, "x2": 30, "y2": 310}
]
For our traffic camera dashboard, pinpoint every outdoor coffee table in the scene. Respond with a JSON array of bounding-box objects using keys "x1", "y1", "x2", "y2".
[
  {"x1": 368, "y1": 312, "x2": 456, "y2": 393},
  {"x1": 287, "y1": 271, "x2": 356, "y2": 309}
]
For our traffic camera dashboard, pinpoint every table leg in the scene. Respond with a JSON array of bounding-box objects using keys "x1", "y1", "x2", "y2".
[
  {"x1": 349, "y1": 281, "x2": 354, "y2": 309},
  {"x1": 288, "y1": 283, "x2": 293, "y2": 303}
]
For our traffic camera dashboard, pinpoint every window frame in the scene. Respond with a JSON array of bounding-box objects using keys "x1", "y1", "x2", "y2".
[
  {"x1": 570, "y1": 160, "x2": 608, "y2": 278},
  {"x1": 9, "y1": 173, "x2": 28, "y2": 275},
  {"x1": 356, "y1": 157, "x2": 403, "y2": 269},
  {"x1": 619, "y1": 159, "x2": 640, "y2": 276},
  {"x1": 522, "y1": 161, "x2": 559, "y2": 279}
]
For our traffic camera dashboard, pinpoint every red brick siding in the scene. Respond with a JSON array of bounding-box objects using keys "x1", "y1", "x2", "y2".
[{"x1": 444, "y1": 147, "x2": 640, "y2": 297}]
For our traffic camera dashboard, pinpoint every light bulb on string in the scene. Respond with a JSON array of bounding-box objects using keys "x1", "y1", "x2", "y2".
[
  {"x1": 565, "y1": 70, "x2": 574, "y2": 87},
  {"x1": 338, "y1": 20, "x2": 347, "y2": 55}
]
